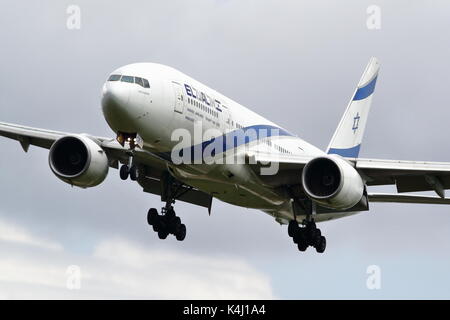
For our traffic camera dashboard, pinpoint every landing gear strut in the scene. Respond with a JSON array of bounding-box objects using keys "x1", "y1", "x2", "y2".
[
  {"x1": 119, "y1": 146, "x2": 139, "y2": 182},
  {"x1": 288, "y1": 199, "x2": 327, "y2": 253},
  {"x1": 116, "y1": 132, "x2": 137, "y2": 149},
  {"x1": 146, "y1": 174, "x2": 189, "y2": 241},
  {"x1": 147, "y1": 204, "x2": 186, "y2": 241}
]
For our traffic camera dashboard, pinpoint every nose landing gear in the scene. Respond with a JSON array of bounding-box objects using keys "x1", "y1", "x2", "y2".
[
  {"x1": 116, "y1": 132, "x2": 137, "y2": 149},
  {"x1": 119, "y1": 163, "x2": 139, "y2": 181}
]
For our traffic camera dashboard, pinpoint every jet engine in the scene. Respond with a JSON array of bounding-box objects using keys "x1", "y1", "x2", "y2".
[
  {"x1": 301, "y1": 155, "x2": 364, "y2": 210},
  {"x1": 48, "y1": 135, "x2": 109, "y2": 188}
]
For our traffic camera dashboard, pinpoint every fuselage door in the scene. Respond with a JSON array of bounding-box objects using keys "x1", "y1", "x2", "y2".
[
  {"x1": 220, "y1": 107, "x2": 231, "y2": 133},
  {"x1": 172, "y1": 82, "x2": 185, "y2": 114}
]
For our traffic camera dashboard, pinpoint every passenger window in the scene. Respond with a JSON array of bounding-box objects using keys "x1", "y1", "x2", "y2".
[
  {"x1": 135, "y1": 77, "x2": 144, "y2": 87},
  {"x1": 108, "y1": 74, "x2": 121, "y2": 81},
  {"x1": 121, "y1": 76, "x2": 134, "y2": 83},
  {"x1": 143, "y1": 78, "x2": 150, "y2": 88}
]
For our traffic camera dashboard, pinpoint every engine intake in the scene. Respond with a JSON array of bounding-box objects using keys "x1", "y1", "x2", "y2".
[
  {"x1": 49, "y1": 135, "x2": 109, "y2": 188},
  {"x1": 302, "y1": 156, "x2": 364, "y2": 210}
]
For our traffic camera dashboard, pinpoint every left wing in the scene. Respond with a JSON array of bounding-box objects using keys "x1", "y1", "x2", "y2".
[
  {"x1": 247, "y1": 150, "x2": 450, "y2": 200},
  {"x1": 355, "y1": 157, "x2": 450, "y2": 198},
  {"x1": 368, "y1": 193, "x2": 450, "y2": 205}
]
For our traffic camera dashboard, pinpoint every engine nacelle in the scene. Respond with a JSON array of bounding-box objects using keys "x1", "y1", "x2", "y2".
[
  {"x1": 301, "y1": 155, "x2": 364, "y2": 210},
  {"x1": 49, "y1": 135, "x2": 109, "y2": 188}
]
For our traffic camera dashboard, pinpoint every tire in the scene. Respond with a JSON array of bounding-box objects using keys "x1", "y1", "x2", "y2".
[
  {"x1": 176, "y1": 224, "x2": 186, "y2": 241},
  {"x1": 119, "y1": 164, "x2": 129, "y2": 180},
  {"x1": 298, "y1": 241, "x2": 308, "y2": 252},
  {"x1": 158, "y1": 229, "x2": 169, "y2": 240},
  {"x1": 313, "y1": 229, "x2": 322, "y2": 247},
  {"x1": 293, "y1": 228, "x2": 306, "y2": 245},
  {"x1": 293, "y1": 232, "x2": 299, "y2": 244},
  {"x1": 315, "y1": 236, "x2": 326, "y2": 253},
  {"x1": 170, "y1": 216, "x2": 181, "y2": 234},
  {"x1": 288, "y1": 220, "x2": 298, "y2": 238},
  {"x1": 129, "y1": 165, "x2": 138, "y2": 181},
  {"x1": 173, "y1": 216, "x2": 181, "y2": 227},
  {"x1": 147, "y1": 208, "x2": 158, "y2": 226}
]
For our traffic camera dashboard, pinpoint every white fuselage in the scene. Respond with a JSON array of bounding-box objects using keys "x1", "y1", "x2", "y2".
[{"x1": 101, "y1": 63, "x2": 355, "y2": 223}]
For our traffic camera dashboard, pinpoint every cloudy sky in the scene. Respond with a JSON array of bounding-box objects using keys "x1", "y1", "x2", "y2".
[{"x1": 1, "y1": 0, "x2": 450, "y2": 299}]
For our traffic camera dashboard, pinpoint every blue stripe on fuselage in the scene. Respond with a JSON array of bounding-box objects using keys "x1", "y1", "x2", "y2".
[
  {"x1": 353, "y1": 76, "x2": 377, "y2": 101},
  {"x1": 170, "y1": 124, "x2": 294, "y2": 162}
]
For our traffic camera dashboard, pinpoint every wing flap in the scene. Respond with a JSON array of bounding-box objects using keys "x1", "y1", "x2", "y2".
[
  {"x1": 356, "y1": 157, "x2": 450, "y2": 195},
  {"x1": 356, "y1": 158, "x2": 450, "y2": 172},
  {"x1": 368, "y1": 193, "x2": 450, "y2": 205}
]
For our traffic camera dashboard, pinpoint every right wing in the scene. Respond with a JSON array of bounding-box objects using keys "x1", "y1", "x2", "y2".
[
  {"x1": 368, "y1": 193, "x2": 450, "y2": 205},
  {"x1": 0, "y1": 121, "x2": 212, "y2": 210}
]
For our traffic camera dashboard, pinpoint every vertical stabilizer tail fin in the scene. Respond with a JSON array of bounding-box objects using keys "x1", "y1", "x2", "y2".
[{"x1": 326, "y1": 57, "x2": 380, "y2": 158}]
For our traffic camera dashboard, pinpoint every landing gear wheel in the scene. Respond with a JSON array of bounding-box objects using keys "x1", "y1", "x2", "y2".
[
  {"x1": 119, "y1": 164, "x2": 129, "y2": 180},
  {"x1": 158, "y1": 229, "x2": 169, "y2": 240},
  {"x1": 298, "y1": 241, "x2": 308, "y2": 252},
  {"x1": 288, "y1": 220, "x2": 298, "y2": 238},
  {"x1": 147, "y1": 208, "x2": 158, "y2": 226},
  {"x1": 172, "y1": 216, "x2": 181, "y2": 233},
  {"x1": 315, "y1": 236, "x2": 326, "y2": 253},
  {"x1": 313, "y1": 229, "x2": 322, "y2": 247},
  {"x1": 288, "y1": 216, "x2": 327, "y2": 253},
  {"x1": 293, "y1": 228, "x2": 307, "y2": 245},
  {"x1": 146, "y1": 178, "x2": 191, "y2": 241},
  {"x1": 129, "y1": 165, "x2": 138, "y2": 181},
  {"x1": 175, "y1": 224, "x2": 186, "y2": 241}
]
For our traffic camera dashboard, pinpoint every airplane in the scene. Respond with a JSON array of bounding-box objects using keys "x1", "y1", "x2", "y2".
[{"x1": 2, "y1": 57, "x2": 450, "y2": 254}]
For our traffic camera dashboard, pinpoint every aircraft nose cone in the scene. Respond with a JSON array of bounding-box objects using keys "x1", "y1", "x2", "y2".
[
  {"x1": 102, "y1": 82, "x2": 129, "y2": 114},
  {"x1": 101, "y1": 82, "x2": 134, "y2": 132}
]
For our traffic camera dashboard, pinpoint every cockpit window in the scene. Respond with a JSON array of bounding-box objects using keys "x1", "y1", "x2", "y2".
[
  {"x1": 108, "y1": 74, "x2": 121, "y2": 81},
  {"x1": 121, "y1": 76, "x2": 134, "y2": 83},
  {"x1": 134, "y1": 77, "x2": 144, "y2": 87},
  {"x1": 111, "y1": 74, "x2": 150, "y2": 88}
]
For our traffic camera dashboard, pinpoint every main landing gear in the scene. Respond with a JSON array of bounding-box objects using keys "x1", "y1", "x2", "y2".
[
  {"x1": 288, "y1": 219, "x2": 326, "y2": 253},
  {"x1": 146, "y1": 174, "x2": 189, "y2": 241},
  {"x1": 147, "y1": 205, "x2": 186, "y2": 241}
]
